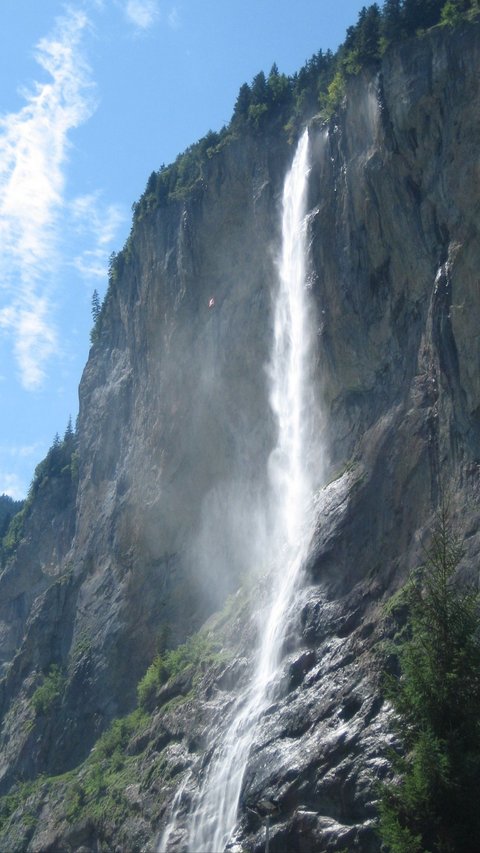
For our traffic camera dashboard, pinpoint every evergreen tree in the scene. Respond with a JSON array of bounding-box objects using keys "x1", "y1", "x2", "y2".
[
  {"x1": 356, "y1": 3, "x2": 382, "y2": 63},
  {"x1": 267, "y1": 63, "x2": 291, "y2": 109},
  {"x1": 403, "y1": 0, "x2": 444, "y2": 32},
  {"x1": 0, "y1": 495, "x2": 23, "y2": 540},
  {"x1": 145, "y1": 170, "x2": 157, "y2": 196},
  {"x1": 250, "y1": 70, "x2": 268, "y2": 105},
  {"x1": 379, "y1": 508, "x2": 480, "y2": 852},
  {"x1": 91, "y1": 289, "x2": 101, "y2": 324},
  {"x1": 63, "y1": 416, "x2": 76, "y2": 456},
  {"x1": 246, "y1": 72, "x2": 270, "y2": 131},
  {"x1": 339, "y1": 4, "x2": 382, "y2": 74},
  {"x1": 64, "y1": 416, "x2": 74, "y2": 443},
  {"x1": 440, "y1": 0, "x2": 474, "y2": 25},
  {"x1": 382, "y1": 0, "x2": 404, "y2": 43},
  {"x1": 232, "y1": 83, "x2": 252, "y2": 126}
]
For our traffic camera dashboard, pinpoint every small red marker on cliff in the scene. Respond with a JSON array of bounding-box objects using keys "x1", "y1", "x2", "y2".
[{"x1": 208, "y1": 297, "x2": 215, "y2": 309}]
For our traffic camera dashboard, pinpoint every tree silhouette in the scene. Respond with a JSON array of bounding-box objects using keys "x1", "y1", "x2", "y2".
[{"x1": 379, "y1": 508, "x2": 480, "y2": 852}]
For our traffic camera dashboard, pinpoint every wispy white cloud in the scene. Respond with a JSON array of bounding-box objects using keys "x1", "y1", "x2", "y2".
[
  {"x1": 0, "y1": 9, "x2": 95, "y2": 389},
  {"x1": 124, "y1": 0, "x2": 160, "y2": 29},
  {"x1": 0, "y1": 442, "x2": 42, "y2": 459},
  {"x1": 168, "y1": 6, "x2": 181, "y2": 29},
  {"x1": 0, "y1": 442, "x2": 48, "y2": 498},
  {"x1": 69, "y1": 193, "x2": 126, "y2": 279},
  {"x1": 0, "y1": 471, "x2": 27, "y2": 500}
]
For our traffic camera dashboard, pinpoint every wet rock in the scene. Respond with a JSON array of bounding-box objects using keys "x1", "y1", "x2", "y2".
[{"x1": 288, "y1": 650, "x2": 317, "y2": 689}]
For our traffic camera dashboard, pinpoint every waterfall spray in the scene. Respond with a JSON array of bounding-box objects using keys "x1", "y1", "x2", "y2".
[{"x1": 159, "y1": 128, "x2": 320, "y2": 852}]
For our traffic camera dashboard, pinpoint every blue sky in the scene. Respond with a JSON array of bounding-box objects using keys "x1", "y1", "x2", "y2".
[{"x1": 0, "y1": 0, "x2": 366, "y2": 499}]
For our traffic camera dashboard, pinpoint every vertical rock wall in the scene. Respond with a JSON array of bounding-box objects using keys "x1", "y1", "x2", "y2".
[{"x1": 0, "y1": 22, "x2": 480, "y2": 830}]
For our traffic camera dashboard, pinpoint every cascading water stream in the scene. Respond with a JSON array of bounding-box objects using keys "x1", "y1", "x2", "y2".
[{"x1": 159, "y1": 128, "x2": 320, "y2": 852}]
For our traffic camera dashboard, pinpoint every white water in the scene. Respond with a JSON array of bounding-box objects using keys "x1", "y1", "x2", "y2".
[{"x1": 159, "y1": 129, "x2": 320, "y2": 852}]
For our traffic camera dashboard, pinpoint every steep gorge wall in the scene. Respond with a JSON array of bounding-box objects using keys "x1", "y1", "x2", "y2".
[
  {"x1": 307, "y1": 21, "x2": 480, "y2": 595},
  {"x1": 0, "y1": 19, "x2": 480, "y2": 850},
  {"x1": 0, "y1": 131, "x2": 294, "y2": 788}
]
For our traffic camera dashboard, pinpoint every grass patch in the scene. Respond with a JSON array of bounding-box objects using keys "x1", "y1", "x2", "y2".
[
  {"x1": 137, "y1": 632, "x2": 227, "y2": 710},
  {"x1": 31, "y1": 665, "x2": 65, "y2": 716},
  {"x1": 0, "y1": 777, "x2": 47, "y2": 834},
  {"x1": 0, "y1": 625, "x2": 234, "y2": 840}
]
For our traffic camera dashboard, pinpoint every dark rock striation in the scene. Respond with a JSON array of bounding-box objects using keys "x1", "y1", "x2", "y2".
[{"x1": 1, "y1": 19, "x2": 480, "y2": 852}]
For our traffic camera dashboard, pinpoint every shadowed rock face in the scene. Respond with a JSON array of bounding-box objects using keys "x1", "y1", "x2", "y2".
[{"x1": 1, "y1": 20, "x2": 480, "y2": 852}]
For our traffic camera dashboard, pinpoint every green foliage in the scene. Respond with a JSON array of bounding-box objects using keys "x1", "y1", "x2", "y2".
[
  {"x1": 93, "y1": 0, "x2": 478, "y2": 358},
  {"x1": 440, "y1": 0, "x2": 460, "y2": 23},
  {"x1": 65, "y1": 760, "x2": 134, "y2": 825},
  {"x1": 440, "y1": 0, "x2": 470, "y2": 24},
  {"x1": 1, "y1": 508, "x2": 26, "y2": 564},
  {"x1": 137, "y1": 632, "x2": 224, "y2": 710},
  {"x1": 232, "y1": 82, "x2": 252, "y2": 126},
  {"x1": 402, "y1": 0, "x2": 445, "y2": 32},
  {"x1": 340, "y1": 4, "x2": 382, "y2": 72},
  {"x1": 0, "y1": 778, "x2": 44, "y2": 833},
  {"x1": 0, "y1": 424, "x2": 81, "y2": 560},
  {"x1": 379, "y1": 508, "x2": 480, "y2": 852},
  {"x1": 89, "y1": 289, "x2": 102, "y2": 344},
  {"x1": 91, "y1": 289, "x2": 101, "y2": 324},
  {"x1": 247, "y1": 102, "x2": 269, "y2": 130},
  {"x1": 0, "y1": 627, "x2": 227, "y2": 840},
  {"x1": 28, "y1": 425, "x2": 78, "y2": 501},
  {"x1": 0, "y1": 706, "x2": 150, "y2": 839},
  {"x1": 68, "y1": 632, "x2": 92, "y2": 671},
  {"x1": 31, "y1": 665, "x2": 66, "y2": 716},
  {"x1": 59, "y1": 708, "x2": 150, "y2": 825},
  {"x1": 0, "y1": 420, "x2": 78, "y2": 566},
  {"x1": 0, "y1": 616, "x2": 235, "y2": 840},
  {"x1": 0, "y1": 496, "x2": 25, "y2": 567},
  {"x1": 320, "y1": 71, "x2": 347, "y2": 119},
  {"x1": 0, "y1": 495, "x2": 23, "y2": 538},
  {"x1": 93, "y1": 708, "x2": 147, "y2": 760},
  {"x1": 70, "y1": 449, "x2": 80, "y2": 482},
  {"x1": 382, "y1": 0, "x2": 404, "y2": 42}
]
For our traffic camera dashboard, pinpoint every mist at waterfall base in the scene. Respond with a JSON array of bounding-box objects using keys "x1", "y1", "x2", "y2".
[{"x1": 158, "y1": 129, "x2": 324, "y2": 852}]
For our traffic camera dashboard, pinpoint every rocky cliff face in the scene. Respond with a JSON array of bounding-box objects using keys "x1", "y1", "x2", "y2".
[{"x1": 1, "y1": 19, "x2": 480, "y2": 853}]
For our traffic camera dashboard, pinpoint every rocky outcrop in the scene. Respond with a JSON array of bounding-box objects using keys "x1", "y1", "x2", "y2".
[{"x1": 1, "y1": 18, "x2": 480, "y2": 852}]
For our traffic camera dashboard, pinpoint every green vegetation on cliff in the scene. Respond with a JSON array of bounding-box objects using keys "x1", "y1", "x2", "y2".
[
  {"x1": 0, "y1": 495, "x2": 23, "y2": 546},
  {"x1": 85, "y1": 0, "x2": 479, "y2": 348},
  {"x1": 0, "y1": 613, "x2": 236, "y2": 847},
  {"x1": 0, "y1": 421, "x2": 78, "y2": 566},
  {"x1": 137, "y1": 632, "x2": 226, "y2": 711},
  {"x1": 379, "y1": 510, "x2": 480, "y2": 852},
  {"x1": 31, "y1": 665, "x2": 66, "y2": 717},
  {"x1": 131, "y1": 0, "x2": 478, "y2": 216}
]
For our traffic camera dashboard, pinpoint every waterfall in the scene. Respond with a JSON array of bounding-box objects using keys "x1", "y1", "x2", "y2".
[{"x1": 159, "y1": 128, "x2": 320, "y2": 852}]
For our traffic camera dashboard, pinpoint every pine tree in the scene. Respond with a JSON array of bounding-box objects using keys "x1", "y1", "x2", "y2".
[
  {"x1": 232, "y1": 83, "x2": 252, "y2": 126},
  {"x1": 356, "y1": 3, "x2": 382, "y2": 64},
  {"x1": 379, "y1": 508, "x2": 480, "y2": 852},
  {"x1": 402, "y1": 0, "x2": 444, "y2": 33},
  {"x1": 382, "y1": 0, "x2": 403, "y2": 43},
  {"x1": 250, "y1": 71, "x2": 268, "y2": 105},
  {"x1": 91, "y1": 289, "x2": 101, "y2": 324},
  {"x1": 64, "y1": 416, "x2": 74, "y2": 443}
]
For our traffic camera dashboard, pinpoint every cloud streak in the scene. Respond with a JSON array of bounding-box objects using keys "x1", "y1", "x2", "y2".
[
  {"x1": 69, "y1": 193, "x2": 126, "y2": 279},
  {"x1": 0, "y1": 442, "x2": 44, "y2": 497},
  {"x1": 168, "y1": 6, "x2": 181, "y2": 30},
  {"x1": 0, "y1": 9, "x2": 95, "y2": 389},
  {"x1": 0, "y1": 471, "x2": 26, "y2": 500},
  {"x1": 124, "y1": 0, "x2": 160, "y2": 29}
]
